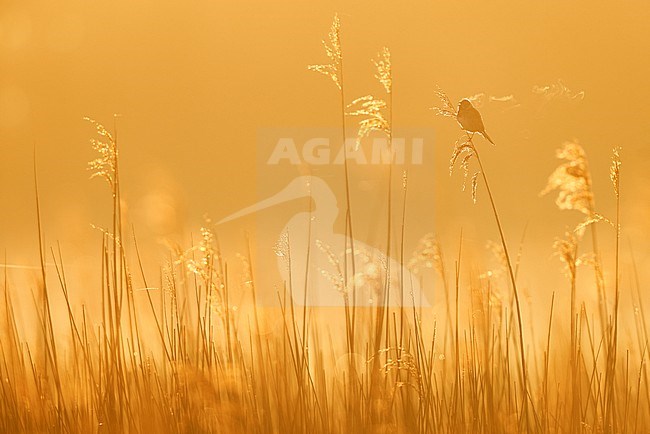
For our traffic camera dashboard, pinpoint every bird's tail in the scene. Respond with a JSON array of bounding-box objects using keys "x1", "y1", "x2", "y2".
[{"x1": 482, "y1": 131, "x2": 495, "y2": 146}]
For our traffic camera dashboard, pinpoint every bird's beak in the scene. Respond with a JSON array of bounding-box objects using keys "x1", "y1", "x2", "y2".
[{"x1": 217, "y1": 178, "x2": 311, "y2": 225}]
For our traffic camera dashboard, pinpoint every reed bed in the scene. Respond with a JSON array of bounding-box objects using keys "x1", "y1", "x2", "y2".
[{"x1": 0, "y1": 15, "x2": 646, "y2": 434}]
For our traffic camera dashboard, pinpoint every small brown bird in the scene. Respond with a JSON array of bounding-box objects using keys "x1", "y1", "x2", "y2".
[{"x1": 456, "y1": 99, "x2": 495, "y2": 145}]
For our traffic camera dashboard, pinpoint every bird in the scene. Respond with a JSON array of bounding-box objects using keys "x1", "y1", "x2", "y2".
[
  {"x1": 456, "y1": 99, "x2": 495, "y2": 145},
  {"x1": 217, "y1": 176, "x2": 432, "y2": 307}
]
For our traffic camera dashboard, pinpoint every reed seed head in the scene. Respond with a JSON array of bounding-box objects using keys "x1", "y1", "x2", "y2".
[
  {"x1": 541, "y1": 141, "x2": 594, "y2": 216},
  {"x1": 307, "y1": 14, "x2": 342, "y2": 90},
  {"x1": 610, "y1": 146, "x2": 621, "y2": 199},
  {"x1": 346, "y1": 95, "x2": 391, "y2": 150},
  {"x1": 374, "y1": 47, "x2": 392, "y2": 94},
  {"x1": 85, "y1": 117, "x2": 117, "y2": 190}
]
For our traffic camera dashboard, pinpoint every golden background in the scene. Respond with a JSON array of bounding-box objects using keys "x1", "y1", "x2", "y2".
[
  {"x1": 2, "y1": 1, "x2": 649, "y2": 297},
  {"x1": 1, "y1": 1, "x2": 649, "y2": 432}
]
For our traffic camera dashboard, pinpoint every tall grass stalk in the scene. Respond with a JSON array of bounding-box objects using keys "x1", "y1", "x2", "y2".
[
  {"x1": 470, "y1": 138, "x2": 531, "y2": 428},
  {"x1": 308, "y1": 14, "x2": 358, "y2": 355},
  {"x1": 605, "y1": 147, "x2": 622, "y2": 432}
]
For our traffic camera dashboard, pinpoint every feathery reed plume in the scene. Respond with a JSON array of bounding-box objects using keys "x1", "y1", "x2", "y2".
[
  {"x1": 431, "y1": 86, "x2": 457, "y2": 118},
  {"x1": 449, "y1": 133, "x2": 480, "y2": 203},
  {"x1": 532, "y1": 79, "x2": 585, "y2": 101},
  {"x1": 85, "y1": 117, "x2": 117, "y2": 190},
  {"x1": 346, "y1": 47, "x2": 391, "y2": 149},
  {"x1": 346, "y1": 96, "x2": 390, "y2": 150},
  {"x1": 345, "y1": 247, "x2": 384, "y2": 302},
  {"x1": 315, "y1": 239, "x2": 345, "y2": 294},
  {"x1": 373, "y1": 46, "x2": 392, "y2": 94},
  {"x1": 610, "y1": 146, "x2": 621, "y2": 199},
  {"x1": 307, "y1": 14, "x2": 342, "y2": 89},
  {"x1": 553, "y1": 230, "x2": 584, "y2": 282},
  {"x1": 182, "y1": 225, "x2": 227, "y2": 316},
  {"x1": 273, "y1": 230, "x2": 290, "y2": 268},
  {"x1": 479, "y1": 241, "x2": 508, "y2": 314},
  {"x1": 409, "y1": 233, "x2": 454, "y2": 344},
  {"x1": 541, "y1": 141, "x2": 594, "y2": 218},
  {"x1": 407, "y1": 233, "x2": 442, "y2": 276}
]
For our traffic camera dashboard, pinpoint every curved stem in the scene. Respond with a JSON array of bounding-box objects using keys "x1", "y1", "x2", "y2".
[
  {"x1": 472, "y1": 141, "x2": 530, "y2": 426},
  {"x1": 337, "y1": 35, "x2": 357, "y2": 356}
]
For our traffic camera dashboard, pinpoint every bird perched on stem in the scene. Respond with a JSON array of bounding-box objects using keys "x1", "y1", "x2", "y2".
[{"x1": 456, "y1": 99, "x2": 495, "y2": 145}]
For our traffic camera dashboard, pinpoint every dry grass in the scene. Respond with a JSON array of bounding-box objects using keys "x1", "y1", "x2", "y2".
[{"x1": 0, "y1": 15, "x2": 647, "y2": 434}]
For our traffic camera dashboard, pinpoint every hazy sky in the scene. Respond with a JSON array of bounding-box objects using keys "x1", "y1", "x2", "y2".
[{"x1": 1, "y1": 0, "x2": 649, "y2": 306}]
